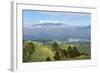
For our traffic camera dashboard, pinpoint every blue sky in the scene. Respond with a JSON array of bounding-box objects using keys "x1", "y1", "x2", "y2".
[{"x1": 23, "y1": 10, "x2": 91, "y2": 26}]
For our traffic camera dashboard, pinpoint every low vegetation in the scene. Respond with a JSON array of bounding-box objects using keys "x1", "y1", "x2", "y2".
[{"x1": 23, "y1": 40, "x2": 90, "y2": 62}]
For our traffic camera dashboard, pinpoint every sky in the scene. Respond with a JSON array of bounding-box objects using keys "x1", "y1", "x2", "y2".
[{"x1": 23, "y1": 10, "x2": 91, "y2": 27}]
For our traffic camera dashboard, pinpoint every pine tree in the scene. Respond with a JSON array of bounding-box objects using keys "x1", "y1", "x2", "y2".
[{"x1": 67, "y1": 46, "x2": 73, "y2": 58}]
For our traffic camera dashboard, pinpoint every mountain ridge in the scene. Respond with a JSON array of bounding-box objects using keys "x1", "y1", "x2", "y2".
[{"x1": 23, "y1": 23, "x2": 91, "y2": 42}]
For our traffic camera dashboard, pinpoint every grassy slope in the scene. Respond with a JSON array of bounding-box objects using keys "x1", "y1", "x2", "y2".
[{"x1": 29, "y1": 41, "x2": 54, "y2": 62}]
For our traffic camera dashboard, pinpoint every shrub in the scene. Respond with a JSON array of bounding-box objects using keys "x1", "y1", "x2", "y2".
[{"x1": 46, "y1": 57, "x2": 51, "y2": 61}]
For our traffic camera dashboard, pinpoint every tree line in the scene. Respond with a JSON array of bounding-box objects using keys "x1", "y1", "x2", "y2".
[{"x1": 46, "y1": 42, "x2": 81, "y2": 61}]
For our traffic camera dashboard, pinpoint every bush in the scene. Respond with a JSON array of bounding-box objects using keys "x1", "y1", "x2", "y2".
[{"x1": 46, "y1": 57, "x2": 51, "y2": 61}]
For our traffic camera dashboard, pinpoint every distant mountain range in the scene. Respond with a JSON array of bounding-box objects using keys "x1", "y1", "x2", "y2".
[
  {"x1": 23, "y1": 23, "x2": 91, "y2": 42},
  {"x1": 32, "y1": 22, "x2": 68, "y2": 26}
]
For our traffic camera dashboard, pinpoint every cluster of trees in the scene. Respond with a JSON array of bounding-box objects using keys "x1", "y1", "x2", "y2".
[
  {"x1": 51, "y1": 42, "x2": 80, "y2": 61},
  {"x1": 23, "y1": 42, "x2": 35, "y2": 62}
]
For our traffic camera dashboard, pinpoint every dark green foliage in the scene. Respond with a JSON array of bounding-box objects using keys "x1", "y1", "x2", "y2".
[
  {"x1": 52, "y1": 42, "x2": 59, "y2": 52},
  {"x1": 72, "y1": 46, "x2": 80, "y2": 57},
  {"x1": 67, "y1": 46, "x2": 73, "y2": 58},
  {"x1": 46, "y1": 57, "x2": 51, "y2": 61},
  {"x1": 25, "y1": 42, "x2": 35, "y2": 52},
  {"x1": 23, "y1": 42, "x2": 35, "y2": 62},
  {"x1": 67, "y1": 46, "x2": 80, "y2": 58},
  {"x1": 61, "y1": 49, "x2": 68, "y2": 58},
  {"x1": 68, "y1": 46, "x2": 80, "y2": 58},
  {"x1": 53, "y1": 51, "x2": 62, "y2": 60},
  {"x1": 23, "y1": 48, "x2": 31, "y2": 62},
  {"x1": 52, "y1": 42, "x2": 62, "y2": 60},
  {"x1": 53, "y1": 43, "x2": 81, "y2": 60},
  {"x1": 53, "y1": 42, "x2": 58, "y2": 49}
]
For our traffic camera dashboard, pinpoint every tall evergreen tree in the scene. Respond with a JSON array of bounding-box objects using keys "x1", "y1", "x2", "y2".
[{"x1": 67, "y1": 46, "x2": 73, "y2": 58}]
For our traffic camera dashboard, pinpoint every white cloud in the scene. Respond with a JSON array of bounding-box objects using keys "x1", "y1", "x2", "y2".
[{"x1": 39, "y1": 20, "x2": 66, "y2": 24}]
